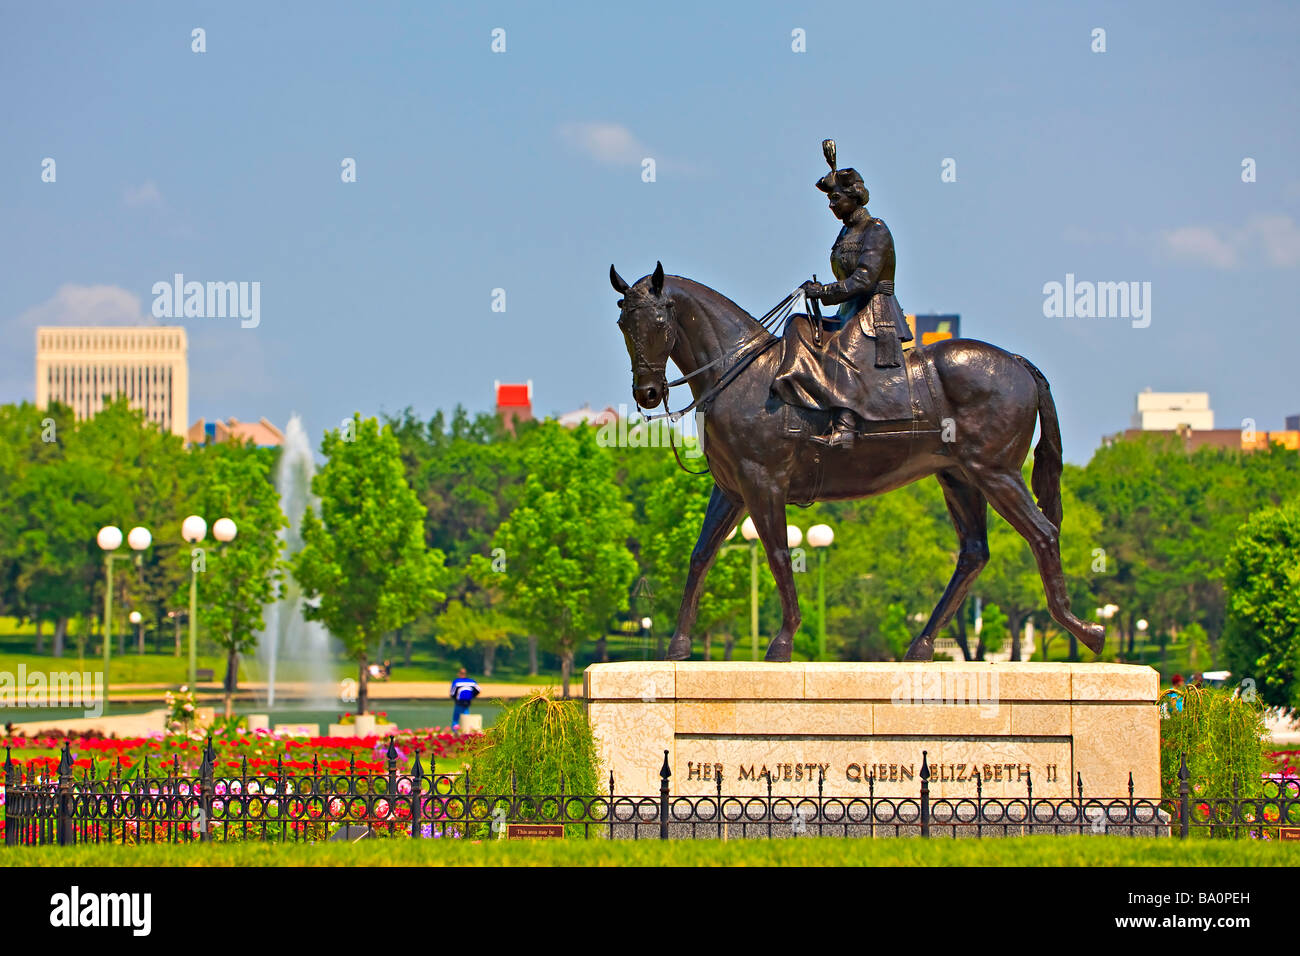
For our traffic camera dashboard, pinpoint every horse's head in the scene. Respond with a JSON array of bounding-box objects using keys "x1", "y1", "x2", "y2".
[{"x1": 611, "y1": 261, "x2": 674, "y2": 410}]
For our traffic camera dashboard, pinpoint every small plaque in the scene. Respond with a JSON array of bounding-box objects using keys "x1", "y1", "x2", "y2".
[
  {"x1": 506, "y1": 823, "x2": 564, "y2": 840},
  {"x1": 1280, "y1": 827, "x2": 1300, "y2": 841}
]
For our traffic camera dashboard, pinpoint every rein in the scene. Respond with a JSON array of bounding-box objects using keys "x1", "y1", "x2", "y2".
[
  {"x1": 641, "y1": 286, "x2": 802, "y2": 423},
  {"x1": 641, "y1": 286, "x2": 803, "y2": 476}
]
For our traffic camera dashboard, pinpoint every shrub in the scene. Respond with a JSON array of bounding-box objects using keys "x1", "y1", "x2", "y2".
[
  {"x1": 463, "y1": 689, "x2": 601, "y2": 797},
  {"x1": 1159, "y1": 684, "x2": 1267, "y2": 804}
]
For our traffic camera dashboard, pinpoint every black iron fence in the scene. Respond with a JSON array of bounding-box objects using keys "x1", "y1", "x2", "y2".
[{"x1": 5, "y1": 741, "x2": 1297, "y2": 846}]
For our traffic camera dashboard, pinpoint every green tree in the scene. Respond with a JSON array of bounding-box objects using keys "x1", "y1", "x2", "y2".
[
  {"x1": 1221, "y1": 500, "x2": 1300, "y2": 709},
  {"x1": 978, "y1": 602, "x2": 1008, "y2": 657},
  {"x1": 642, "y1": 471, "x2": 749, "y2": 661},
  {"x1": 186, "y1": 442, "x2": 287, "y2": 716},
  {"x1": 814, "y1": 483, "x2": 953, "y2": 661},
  {"x1": 434, "y1": 589, "x2": 515, "y2": 677},
  {"x1": 492, "y1": 422, "x2": 636, "y2": 696},
  {"x1": 2, "y1": 399, "x2": 188, "y2": 660},
  {"x1": 293, "y1": 414, "x2": 447, "y2": 714},
  {"x1": 980, "y1": 466, "x2": 1102, "y2": 661}
]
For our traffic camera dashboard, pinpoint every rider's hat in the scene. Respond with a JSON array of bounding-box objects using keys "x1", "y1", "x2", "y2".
[{"x1": 816, "y1": 139, "x2": 869, "y2": 204}]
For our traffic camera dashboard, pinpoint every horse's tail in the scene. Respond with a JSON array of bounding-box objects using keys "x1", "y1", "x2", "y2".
[{"x1": 1015, "y1": 355, "x2": 1063, "y2": 531}]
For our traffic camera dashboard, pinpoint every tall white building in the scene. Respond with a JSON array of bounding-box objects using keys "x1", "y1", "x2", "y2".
[
  {"x1": 1131, "y1": 389, "x2": 1214, "y2": 431},
  {"x1": 35, "y1": 326, "x2": 189, "y2": 436}
]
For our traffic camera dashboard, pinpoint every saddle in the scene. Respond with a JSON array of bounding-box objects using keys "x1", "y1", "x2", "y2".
[{"x1": 771, "y1": 314, "x2": 948, "y2": 436}]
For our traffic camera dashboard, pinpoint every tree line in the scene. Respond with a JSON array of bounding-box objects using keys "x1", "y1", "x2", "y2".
[{"x1": 1, "y1": 399, "x2": 1297, "y2": 708}]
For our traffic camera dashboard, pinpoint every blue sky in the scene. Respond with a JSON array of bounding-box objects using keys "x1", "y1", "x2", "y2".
[{"x1": 2, "y1": 0, "x2": 1297, "y2": 462}]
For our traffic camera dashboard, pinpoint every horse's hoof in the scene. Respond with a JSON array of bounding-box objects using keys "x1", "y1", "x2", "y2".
[
  {"x1": 1080, "y1": 623, "x2": 1105, "y2": 654},
  {"x1": 764, "y1": 640, "x2": 793, "y2": 663},
  {"x1": 665, "y1": 637, "x2": 692, "y2": 661},
  {"x1": 903, "y1": 638, "x2": 934, "y2": 661}
]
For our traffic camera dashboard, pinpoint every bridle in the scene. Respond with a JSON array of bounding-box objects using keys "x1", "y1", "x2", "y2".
[
  {"x1": 623, "y1": 286, "x2": 802, "y2": 423},
  {"x1": 621, "y1": 285, "x2": 805, "y2": 475}
]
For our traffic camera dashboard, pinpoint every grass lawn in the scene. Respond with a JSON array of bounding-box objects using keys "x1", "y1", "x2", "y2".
[{"x1": 4, "y1": 836, "x2": 1297, "y2": 867}]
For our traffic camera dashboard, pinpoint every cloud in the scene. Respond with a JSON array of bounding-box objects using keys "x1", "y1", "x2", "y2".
[
  {"x1": 1159, "y1": 225, "x2": 1238, "y2": 268},
  {"x1": 1245, "y1": 214, "x2": 1300, "y2": 267},
  {"x1": 124, "y1": 181, "x2": 163, "y2": 207},
  {"x1": 0, "y1": 284, "x2": 155, "y2": 403},
  {"x1": 16, "y1": 283, "x2": 150, "y2": 330},
  {"x1": 558, "y1": 122, "x2": 651, "y2": 166},
  {"x1": 1158, "y1": 214, "x2": 1300, "y2": 270},
  {"x1": 0, "y1": 283, "x2": 273, "y2": 418}
]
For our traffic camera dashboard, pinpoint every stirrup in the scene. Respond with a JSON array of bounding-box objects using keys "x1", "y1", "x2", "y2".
[{"x1": 811, "y1": 425, "x2": 856, "y2": 448}]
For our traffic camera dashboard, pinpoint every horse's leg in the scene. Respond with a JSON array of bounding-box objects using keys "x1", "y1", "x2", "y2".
[
  {"x1": 967, "y1": 466, "x2": 1105, "y2": 653},
  {"x1": 740, "y1": 483, "x2": 801, "y2": 663},
  {"x1": 904, "y1": 471, "x2": 989, "y2": 661},
  {"x1": 665, "y1": 484, "x2": 742, "y2": 661}
]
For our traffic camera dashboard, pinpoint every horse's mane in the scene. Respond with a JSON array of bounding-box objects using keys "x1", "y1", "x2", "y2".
[{"x1": 661, "y1": 275, "x2": 756, "y2": 322}]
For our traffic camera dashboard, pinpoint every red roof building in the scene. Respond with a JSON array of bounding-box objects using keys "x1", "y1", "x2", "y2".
[{"x1": 495, "y1": 380, "x2": 533, "y2": 433}]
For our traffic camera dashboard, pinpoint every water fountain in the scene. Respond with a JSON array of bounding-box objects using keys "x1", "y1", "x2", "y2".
[{"x1": 257, "y1": 415, "x2": 338, "y2": 707}]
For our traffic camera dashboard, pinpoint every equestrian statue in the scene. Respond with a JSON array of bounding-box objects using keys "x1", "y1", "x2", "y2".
[{"x1": 610, "y1": 139, "x2": 1104, "y2": 663}]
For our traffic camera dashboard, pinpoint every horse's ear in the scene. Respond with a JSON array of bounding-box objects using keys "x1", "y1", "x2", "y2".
[
  {"x1": 610, "y1": 265, "x2": 630, "y2": 294},
  {"x1": 651, "y1": 261, "x2": 665, "y2": 296}
]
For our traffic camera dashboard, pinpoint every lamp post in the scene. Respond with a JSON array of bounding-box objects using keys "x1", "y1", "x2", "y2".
[
  {"x1": 129, "y1": 610, "x2": 143, "y2": 654},
  {"x1": 807, "y1": 524, "x2": 834, "y2": 660},
  {"x1": 738, "y1": 517, "x2": 760, "y2": 660},
  {"x1": 1094, "y1": 603, "x2": 1118, "y2": 660},
  {"x1": 641, "y1": 616, "x2": 654, "y2": 660},
  {"x1": 183, "y1": 515, "x2": 237, "y2": 685},
  {"x1": 97, "y1": 525, "x2": 151, "y2": 712},
  {"x1": 1136, "y1": 618, "x2": 1149, "y2": 664}
]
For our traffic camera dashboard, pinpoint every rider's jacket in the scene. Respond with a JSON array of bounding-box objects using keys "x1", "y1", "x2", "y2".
[{"x1": 818, "y1": 207, "x2": 911, "y2": 343}]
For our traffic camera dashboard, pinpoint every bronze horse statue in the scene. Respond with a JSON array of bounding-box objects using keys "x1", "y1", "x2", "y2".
[{"x1": 611, "y1": 262, "x2": 1104, "y2": 663}]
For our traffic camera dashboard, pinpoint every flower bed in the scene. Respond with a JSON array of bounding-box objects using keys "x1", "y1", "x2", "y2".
[
  {"x1": 2, "y1": 725, "x2": 482, "y2": 779},
  {"x1": 1, "y1": 726, "x2": 485, "y2": 844}
]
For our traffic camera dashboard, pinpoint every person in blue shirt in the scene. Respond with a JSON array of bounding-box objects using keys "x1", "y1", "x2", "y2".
[{"x1": 450, "y1": 668, "x2": 480, "y2": 729}]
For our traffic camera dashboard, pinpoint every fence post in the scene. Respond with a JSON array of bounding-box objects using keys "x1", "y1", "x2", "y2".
[
  {"x1": 1177, "y1": 751, "x2": 1190, "y2": 839},
  {"x1": 717, "y1": 770, "x2": 725, "y2": 841},
  {"x1": 1128, "y1": 772, "x2": 1135, "y2": 836},
  {"x1": 3, "y1": 746, "x2": 12, "y2": 847},
  {"x1": 1232, "y1": 774, "x2": 1241, "y2": 841},
  {"x1": 658, "y1": 750, "x2": 671, "y2": 841},
  {"x1": 57, "y1": 741, "x2": 74, "y2": 847},
  {"x1": 919, "y1": 750, "x2": 930, "y2": 838},
  {"x1": 1077, "y1": 772, "x2": 1085, "y2": 835},
  {"x1": 1024, "y1": 769, "x2": 1032, "y2": 837},
  {"x1": 199, "y1": 736, "x2": 215, "y2": 844},
  {"x1": 410, "y1": 752, "x2": 424, "y2": 839}
]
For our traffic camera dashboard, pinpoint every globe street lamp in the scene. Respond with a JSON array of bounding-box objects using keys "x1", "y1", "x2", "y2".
[
  {"x1": 740, "y1": 517, "x2": 760, "y2": 660},
  {"x1": 129, "y1": 610, "x2": 143, "y2": 654},
  {"x1": 98, "y1": 525, "x2": 151, "y2": 711},
  {"x1": 183, "y1": 515, "x2": 237, "y2": 685},
  {"x1": 807, "y1": 524, "x2": 834, "y2": 660},
  {"x1": 1137, "y1": 618, "x2": 1149, "y2": 663},
  {"x1": 1094, "y1": 603, "x2": 1118, "y2": 660}
]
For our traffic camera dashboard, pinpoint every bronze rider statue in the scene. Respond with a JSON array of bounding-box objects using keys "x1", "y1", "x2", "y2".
[{"x1": 797, "y1": 140, "x2": 912, "y2": 448}]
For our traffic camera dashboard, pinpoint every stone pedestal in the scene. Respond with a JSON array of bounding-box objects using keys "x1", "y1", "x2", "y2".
[
  {"x1": 457, "y1": 713, "x2": 484, "y2": 734},
  {"x1": 584, "y1": 662, "x2": 1159, "y2": 799}
]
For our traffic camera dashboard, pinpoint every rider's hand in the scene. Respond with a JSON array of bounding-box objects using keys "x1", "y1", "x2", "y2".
[{"x1": 801, "y1": 280, "x2": 823, "y2": 300}]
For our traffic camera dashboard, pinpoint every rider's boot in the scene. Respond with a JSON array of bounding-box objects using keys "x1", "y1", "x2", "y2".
[{"x1": 811, "y1": 408, "x2": 857, "y2": 448}]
